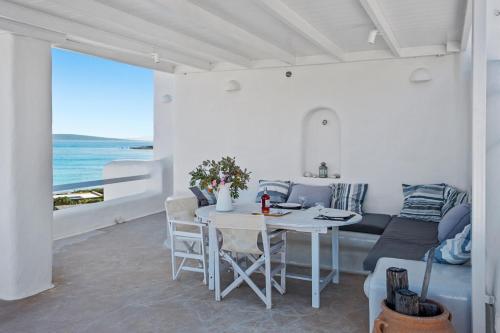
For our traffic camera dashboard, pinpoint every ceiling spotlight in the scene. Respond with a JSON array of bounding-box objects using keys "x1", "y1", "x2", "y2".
[
  {"x1": 368, "y1": 29, "x2": 379, "y2": 44},
  {"x1": 152, "y1": 53, "x2": 160, "y2": 64}
]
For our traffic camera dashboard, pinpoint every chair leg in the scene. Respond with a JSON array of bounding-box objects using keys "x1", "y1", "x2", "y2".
[
  {"x1": 200, "y1": 226, "x2": 207, "y2": 285},
  {"x1": 215, "y1": 247, "x2": 221, "y2": 301},
  {"x1": 169, "y1": 222, "x2": 177, "y2": 280},
  {"x1": 280, "y1": 232, "x2": 287, "y2": 293},
  {"x1": 264, "y1": 254, "x2": 272, "y2": 309}
]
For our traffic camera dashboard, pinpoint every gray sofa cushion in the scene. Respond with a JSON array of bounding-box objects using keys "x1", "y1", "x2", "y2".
[
  {"x1": 438, "y1": 203, "x2": 471, "y2": 242},
  {"x1": 363, "y1": 216, "x2": 439, "y2": 271},
  {"x1": 287, "y1": 183, "x2": 333, "y2": 208},
  {"x1": 340, "y1": 213, "x2": 391, "y2": 235}
]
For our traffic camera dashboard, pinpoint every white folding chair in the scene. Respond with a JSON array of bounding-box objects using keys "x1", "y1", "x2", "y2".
[
  {"x1": 165, "y1": 195, "x2": 207, "y2": 284},
  {"x1": 212, "y1": 212, "x2": 287, "y2": 309}
]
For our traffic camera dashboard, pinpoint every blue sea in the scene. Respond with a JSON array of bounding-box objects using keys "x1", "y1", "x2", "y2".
[{"x1": 53, "y1": 138, "x2": 153, "y2": 186}]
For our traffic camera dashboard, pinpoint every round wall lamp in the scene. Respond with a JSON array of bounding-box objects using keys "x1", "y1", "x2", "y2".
[
  {"x1": 224, "y1": 80, "x2": 241, "y2": 92},
  {"x1": 409, "y1": 68, "x2": 432, "y2": 83},
  {"x1": 162, "y1": 94, "x2": 173, "y2": 103}
]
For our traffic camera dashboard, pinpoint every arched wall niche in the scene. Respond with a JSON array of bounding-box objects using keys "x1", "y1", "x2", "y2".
[{"x1": 301, "y1": 107, "x2": 341, "y2": 178}]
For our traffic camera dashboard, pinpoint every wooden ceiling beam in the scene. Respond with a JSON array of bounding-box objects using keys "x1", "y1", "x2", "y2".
[
  {"x1": 48, "y1": 0, "x2": 252, "y2": 68},
  {"x1": 167, "y1": 0, "x2": 296, "y2": 65},
  {"x1": 0, "y1": 16, "x2": 177, "y2": 73},
  {"x1": 255, "y1": 0, "x2": 345, "y2": 61},
  {"x1": 0, "y1": 1, "x2": 212, "y2": 70},
  {"x1": 460, "y1": 0, "x2": 472, "y2": 51},
  {"x1": 359, "y1": 0, "x2": 402, "y2": 57}
]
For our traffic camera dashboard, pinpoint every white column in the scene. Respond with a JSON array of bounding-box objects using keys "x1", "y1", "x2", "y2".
[
  {"x1": 0, "y1": 33, "x2": 53, "y2": 300},
  {"x1": 154, "y1": 71, "x2": 175, "y2": 197}
]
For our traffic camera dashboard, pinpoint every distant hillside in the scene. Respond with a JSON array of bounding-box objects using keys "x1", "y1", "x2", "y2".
[{"x1": 53, "y1": 134, "x2": 132, "y2": 141}]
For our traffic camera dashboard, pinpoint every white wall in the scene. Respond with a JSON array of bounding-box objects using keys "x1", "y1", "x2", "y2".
[
  {"x1": 53, "y1": 160, "x2": 166, "y2": 240},
  {"x1": 103, "y1": 160, "x2": 163, "y2": 200},
  {"x1": 486, "y1": 60, "x2": 500, "y2": 333},
  {"x1": 0, "y1": 34, "x2": 53, "y2": 300},
  {"x1": 169, "y1": 54, "x2": 471, "y2": 214}
]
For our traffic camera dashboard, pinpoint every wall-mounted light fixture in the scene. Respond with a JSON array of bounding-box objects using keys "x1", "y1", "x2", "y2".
[
  {"x1": 224, "y1": 80, "x2": 241, "y2": 92},
  {"x1": 409, "y1": 68, "x2": 432, "y2": 83},
  {"x1": 368, "y1": 29, "x2": 379, "y2": 44},
  {"x1": 162, "y1": 94, "x2": 173, "y2": 103}
]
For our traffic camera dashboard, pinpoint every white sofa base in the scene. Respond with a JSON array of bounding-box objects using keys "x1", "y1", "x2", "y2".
[{"x1": 364, "y1": 257, "x2": 471, "y2": 333}]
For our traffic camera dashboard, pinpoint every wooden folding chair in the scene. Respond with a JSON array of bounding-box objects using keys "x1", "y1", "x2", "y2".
[
  {"x1": 212, "y1": 212, "x2": 287, "y2": 309},
  {"x1": 165, "y1": 195, "x2": 207, "y2": 283}
]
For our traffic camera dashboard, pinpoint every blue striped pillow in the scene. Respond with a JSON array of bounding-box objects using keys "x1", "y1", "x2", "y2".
[
  {"x1": 255, "y1": 180, "x2": 291, "y2": 204},
  {"x1": 399, "y1": 184, "x2": 446, "y2": 222},
  {"x1": 442, "y1": 185, "x2": 470, "y2": 216},
  {"x1": 423, "y1": 224, "x2": 471, "y2": 264},
  {"x1": 332, "y1": 183, "x2": 368, "y2": 215}
]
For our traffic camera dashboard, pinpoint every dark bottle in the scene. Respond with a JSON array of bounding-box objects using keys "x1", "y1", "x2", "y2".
[{"x1": 261, "y1": 187, "x2": 270, "y2": 214}]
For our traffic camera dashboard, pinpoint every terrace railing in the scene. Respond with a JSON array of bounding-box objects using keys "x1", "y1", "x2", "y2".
[{"x1": 52, "y1": 174, "x2": 151, "y2": 193}]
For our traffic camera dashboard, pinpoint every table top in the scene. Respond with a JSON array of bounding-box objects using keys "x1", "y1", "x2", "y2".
[{"x1": 196, "y1": 203, "x2": 362, "y2": 233}]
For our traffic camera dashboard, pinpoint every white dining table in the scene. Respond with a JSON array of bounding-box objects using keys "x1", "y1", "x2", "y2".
[{"x1": 195, "y1": 203, "x2": 362, "y2": 308}]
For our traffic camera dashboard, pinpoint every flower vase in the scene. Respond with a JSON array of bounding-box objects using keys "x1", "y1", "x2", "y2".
[{"x1": 216, "y1": 183, "x2": 233, "y2": 212}]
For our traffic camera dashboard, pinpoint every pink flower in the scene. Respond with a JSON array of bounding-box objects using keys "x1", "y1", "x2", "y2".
[{"x1": 220, "y1": 180, "x2": 225, "y2": 186}]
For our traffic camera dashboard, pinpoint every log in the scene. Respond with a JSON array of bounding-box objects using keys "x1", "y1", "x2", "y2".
[
  {"x1": 386, "y1": 267, "x2": 409, "y2": 309},
  {"x1": 419, "y1": 302, "x2": 440, "y2": 317},
  {"x1": 395, "y1": 289, "x2": 420, "y2": 316},
  {"x1": 420, "y1": 247, "x2": 435, "y2": 302}
]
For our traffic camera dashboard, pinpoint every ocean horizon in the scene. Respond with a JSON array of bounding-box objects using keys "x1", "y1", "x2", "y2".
[{"x1": 53, "y1": 135, "x2": 153, "y2": 186}]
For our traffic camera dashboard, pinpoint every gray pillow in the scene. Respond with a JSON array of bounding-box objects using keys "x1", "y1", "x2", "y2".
[
  {"x1": 286, "y1": 184, "x2": 333, "y2": 208},
  {"x1": 438, "y1": 203, "x2": 471, "y2": 242}
]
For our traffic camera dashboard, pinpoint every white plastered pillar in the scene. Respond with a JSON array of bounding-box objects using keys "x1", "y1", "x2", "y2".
[
  {"x1": 154, "y1": 71, "x2": 175, "y2": 197},
  {"x1": 0, "y1": 33, "x2": 53, "y2": 300}
]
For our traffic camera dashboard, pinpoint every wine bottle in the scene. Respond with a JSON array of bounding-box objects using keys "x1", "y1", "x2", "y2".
[{"x1": 261, "y1": 187, "x2": 270, "y2": 214}]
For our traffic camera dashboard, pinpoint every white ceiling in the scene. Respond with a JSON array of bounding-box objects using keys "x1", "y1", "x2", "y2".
[{"x1": 0, "y1": 0, "x2": 471, "y2": 73}]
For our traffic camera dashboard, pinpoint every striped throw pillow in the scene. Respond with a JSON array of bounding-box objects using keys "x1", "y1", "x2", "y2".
[
  {"x1": 255, "y1": 180, "x2": 291, "y2": 204},
  {"x1": 332, "y1": 183, "x2": 368, "y2": 215},
  {"x1": 423, "y1": 224, "x2": 471, "y2": 264},
  {"x1": 442, "y1": 185, "x2": 470, "y2": 217},
  {"x1": 400, "y1": 184, "x2": 446, "y2": 222}
]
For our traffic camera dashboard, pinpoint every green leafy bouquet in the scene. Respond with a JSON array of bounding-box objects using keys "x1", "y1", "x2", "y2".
[{"x1": 189, "y1": 156, "x2": 251, "y2": 199}]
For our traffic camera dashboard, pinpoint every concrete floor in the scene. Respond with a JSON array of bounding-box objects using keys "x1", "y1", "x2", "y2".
[{"x1": 0, "y1": 212, "x2": 369, "y2": 333}]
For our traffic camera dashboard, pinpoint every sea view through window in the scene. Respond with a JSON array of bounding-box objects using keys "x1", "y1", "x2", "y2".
[{"x1": 52, "y1": 48, "x2": 153, "y2": 208}]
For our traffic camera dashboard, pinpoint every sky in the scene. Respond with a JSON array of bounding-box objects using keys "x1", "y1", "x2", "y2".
[{"x1": 52, "y1": 48, "x2": 153, "y2": 140}]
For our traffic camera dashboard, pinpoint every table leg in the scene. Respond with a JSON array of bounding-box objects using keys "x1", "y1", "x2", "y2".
[
  {"x1": 311, "y1": 232, "x2": 320, "y2": 308},
  {"x1": 208, "y1": 224, "x2": 216, "y2": 291},
  {"x1": 331, "y1": 227, "x2": 339, "y2": 284}
]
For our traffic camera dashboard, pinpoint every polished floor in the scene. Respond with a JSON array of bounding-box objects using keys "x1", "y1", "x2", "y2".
[{"x1": 0, "y1": 212, "x2": 369, "y2": 333}]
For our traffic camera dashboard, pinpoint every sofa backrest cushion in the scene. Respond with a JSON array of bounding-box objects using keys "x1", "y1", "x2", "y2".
[
  {"x1": 399, "y1": 184, "x2": 446, "y2": 222},
  {"x1": 286, "y1": 183, "x2": 333, "y2": 208},
  {"x1": 332, "y1": 183, "x2": 368, "y2": 215},
  {"x1": 438, "y1": 203, "x2": 471, "y2": 242},
  {"x1": 424, "y1": 224, "x2": 471, "y2": 265},
  {"x1": 255, "y1": 180, "x2": 291, "y2": 203},
  {"x1": 442, "y1": 186, "x2": 470, "y2": 216}
]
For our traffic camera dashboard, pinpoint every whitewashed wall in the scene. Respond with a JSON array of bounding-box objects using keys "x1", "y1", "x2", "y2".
[
  {"x1": 53, "y1": 160, "x2": 167, "y2": 240},
  {"x1": 486, "y1": 60, "x2": 500, "y2": 331},
  {"x1": 0, "y1": 34, "x2": 53, "y2": 300},
  {"x1": 159, "y1": 54, "x2": 471, "y2": 214}
]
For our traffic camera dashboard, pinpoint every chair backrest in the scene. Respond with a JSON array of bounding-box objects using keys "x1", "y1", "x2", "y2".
[
  {"x1": 212, "y1": 213, "x2": 267, "y2": 255},
  {"x1": 165, "y1": 195, "x2": 198, "y2": 222}
]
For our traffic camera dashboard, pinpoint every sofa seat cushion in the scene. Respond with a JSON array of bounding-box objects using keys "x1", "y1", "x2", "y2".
[
  {"x1": 381, "y1": 216, "x2": 439, "y2": 243},
  {"x1": 339, "y1": 213, "x2": 391, "y2": 235},
  {"x1": 363, "y1": 217, "x2": 439, "y2": 271}
]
